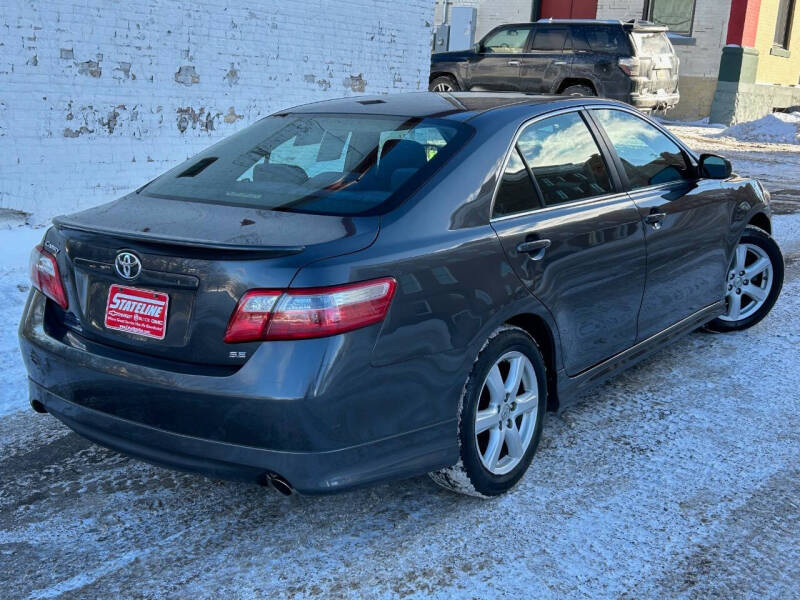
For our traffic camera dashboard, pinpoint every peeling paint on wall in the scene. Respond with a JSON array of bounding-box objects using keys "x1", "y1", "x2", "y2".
[
  {"x1": 176, "y1": 106, "x2": 218, "y2": 133},
  {"x1": 223, "y1": 107, "x2": 243, "y2": 124},
  {"x1": 0, "y1": 1, "x2": 433, "y2": 220},
  {"x1": 344, "y1": 74, "x2": 367, "y2": 92},
  {"x1": 174, "y1": 65, "x2": 199, "y2": 85},
  {"x1": 224, "y1": 64, "x2": 239, "y2": 86},
  {"x1": 77, "y1": 58, "x2": 102, "y2": 78},
  {"x1": 114, "y1": 62, "x2": 132, "y2": 80}
]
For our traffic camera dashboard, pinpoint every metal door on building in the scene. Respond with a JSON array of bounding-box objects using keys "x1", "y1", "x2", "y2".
[{"x1": 539, "y1": 0, "x2": 598, "y2": 19}]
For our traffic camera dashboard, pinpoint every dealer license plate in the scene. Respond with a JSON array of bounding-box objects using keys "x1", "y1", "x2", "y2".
[{"x1": 104, "y1": 284, "x2": 169, "y2": 340}]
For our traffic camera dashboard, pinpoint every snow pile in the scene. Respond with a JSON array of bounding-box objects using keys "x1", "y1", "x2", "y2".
[
  {"x1": 0, "y1": 226, "x2": 46, "y2": 416},
  {"x1": 718, "y1": 111, "x2": 800, "y2": 144}
]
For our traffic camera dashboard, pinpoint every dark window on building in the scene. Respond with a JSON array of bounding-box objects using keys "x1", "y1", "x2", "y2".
[
  {"x1": 774, "y1": 0, "x2": 796, "y2": 49},
  {"x1": 517, "y1": 112, "x2": 613, "y2": 207},
  {"x1": 531, "y1": 27, "x2": 568, "y2": 51},
  {"x1": 493, "y1": 148, "x2": 540, "y2": 217},
  {"x1": 644, "y1": 0, "x2": 696, "y2": 36}
]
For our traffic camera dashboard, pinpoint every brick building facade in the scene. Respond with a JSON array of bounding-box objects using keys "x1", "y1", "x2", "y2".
[{"x1": 0, "y1": 1, "x2": 434, "y2": 221}]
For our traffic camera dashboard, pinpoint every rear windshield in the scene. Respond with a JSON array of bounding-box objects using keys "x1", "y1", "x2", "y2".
[
  {"x1": 632, "y1": 31, "x2": 673, "y2": 56},
  {"x1": 141, "y1": 113, "x2": 472, "y2": 216}
]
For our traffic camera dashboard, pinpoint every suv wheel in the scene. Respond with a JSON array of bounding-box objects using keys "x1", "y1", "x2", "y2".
[
  {"x1": 560, "y1": 84, "x2": 595, "y2": 97},
  {"x1": 704, "y1": 225, "x2": 784, "y2": 332},
  {"x1": 429, "y1": 75, "x2": 460, "y2": 92},
  {"x1": 430, "y1": 326, "x2": 547, "y2": 497}
]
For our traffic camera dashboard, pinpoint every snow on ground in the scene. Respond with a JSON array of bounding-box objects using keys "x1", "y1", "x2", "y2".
[
  {"x1": 664, "y1": 122, "x2": 800, "y2": 217},
  {"x1": 0, "y1": 225, "x2": 46, "y2": 417},
  {"x1": 1, "y1": 137, "x2": 799, "y2": 599},
  {"x1": 719, "y1": 112, "x2": 800, "y2": 145}
]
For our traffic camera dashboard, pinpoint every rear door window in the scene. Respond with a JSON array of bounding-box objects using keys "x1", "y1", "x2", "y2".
[
  {"x1": 593, "y1": 108, "x2": 692, "y2": 189},
  {"x1": 493, "y1": 148, "x2": 540, "y2": 218},
  {"x1": 530, "y1": 27, "x2": 568, "y2": 51},
  {"x1": 516, "y1": 112, "x2": 613, "y2": 207}
]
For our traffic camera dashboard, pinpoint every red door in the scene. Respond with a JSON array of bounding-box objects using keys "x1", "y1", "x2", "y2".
[{"x1": 539, "y1": 0, "x2": 598, "y2": 19}]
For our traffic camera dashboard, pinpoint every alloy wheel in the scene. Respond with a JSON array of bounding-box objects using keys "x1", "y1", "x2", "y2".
[
  {"x1": 719, "y1": 242, "x2": 773, "y2": 321},
  {"x1": 432, "y1": 82, "x2": 454, "y2": 92},
  {"x1": 474, "y1": 351, "x2": 539, "y2": 475}
]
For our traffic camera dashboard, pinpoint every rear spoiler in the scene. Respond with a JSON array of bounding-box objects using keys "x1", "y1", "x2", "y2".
[
  {"x1": 53, "y1": 218, "x2": 307, "y2": 256},
  {"x1": 622, "y1": 19, "x2": 669, "y2": 33}
]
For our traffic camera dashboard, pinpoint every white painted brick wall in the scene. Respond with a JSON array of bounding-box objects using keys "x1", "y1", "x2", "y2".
[
  {"x1": 0, "y1": 1, "x2": 434, "y2": 222},
  {"x1": 596, "y1": 0, "x2": 732, "y2": 78}
]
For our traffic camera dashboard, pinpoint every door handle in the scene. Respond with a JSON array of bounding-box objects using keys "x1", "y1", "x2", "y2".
[
  {"x1": 507, "y1": 60, "x2": 520, "y2": 66},
  {"x1": 644, "y1": 212, "x2": 667, "y2": 229},
  {"x1": 553, "y1": 61, "x2": 568, "y2": 66},
  {"x1": 516, "y1": 239, "x2": 551, "y2": 260}
]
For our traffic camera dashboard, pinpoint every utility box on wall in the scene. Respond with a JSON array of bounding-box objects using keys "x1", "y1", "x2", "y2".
[
  {"x1": 448, "y1": 7, "x2": 476, "y2": 51},
  {"x1": 433, "y1": 24, "x2": 450, "y2": 53}
]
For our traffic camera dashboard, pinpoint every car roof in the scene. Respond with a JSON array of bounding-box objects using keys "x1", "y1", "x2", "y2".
[
  {"x1": 501, "y1": 19, "x2": 623, "y2": 26},
  {"x1": 286, "y1": 92, "x2": 619, "y2": 121},
  {"x1": 486, "y1": 19, "x2": 666, "y2": 32}
]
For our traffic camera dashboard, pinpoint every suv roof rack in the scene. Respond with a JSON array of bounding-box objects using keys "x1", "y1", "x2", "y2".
[
  {"x1": 535, "y1": 17, "x2": 669, "y2": 32},
  {"x1": 536, "y1": 18, "x2": 623, "y2": 25}
]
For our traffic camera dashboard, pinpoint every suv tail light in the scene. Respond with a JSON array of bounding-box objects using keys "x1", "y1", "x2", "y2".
[
  {"x1": 224, "y1": 277, "x2": 397, "y2": 343},
  {"x1": 29, "y1": 244, "x2": 68, "y2": 309},
  {"x1": 618, "y1": 57, "x2": 641, "y2": 77}
]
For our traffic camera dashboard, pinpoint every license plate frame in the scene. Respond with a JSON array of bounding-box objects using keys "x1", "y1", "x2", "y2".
[{"x1": 104, "y1": 284, "x2": 170, "y2": 340}]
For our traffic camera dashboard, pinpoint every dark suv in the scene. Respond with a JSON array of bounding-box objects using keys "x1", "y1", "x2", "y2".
[{"x1": 430, "y1": 19, "x2": 679, "y2": 112}]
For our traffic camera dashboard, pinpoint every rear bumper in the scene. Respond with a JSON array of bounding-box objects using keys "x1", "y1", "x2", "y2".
[
  {"x1": 19, "y1": 291, "x2": 460, "y2": 494},
  {"x1": 630, "y1": 91, "x2": 680, "y2": 110},
  {"x1": 30, "y1": 380, "x2": 452, "y2": 494}
]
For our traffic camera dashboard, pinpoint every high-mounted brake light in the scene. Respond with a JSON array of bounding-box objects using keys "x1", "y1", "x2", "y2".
[
  {"x1": 224, "y1": 277, "x2": 397, "y2": 343},
  {"x1": 29, "y1": 245, "x2": 68, "y2": 309}
]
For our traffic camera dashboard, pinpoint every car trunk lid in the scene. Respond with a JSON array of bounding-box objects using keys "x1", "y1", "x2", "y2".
[{"x1": 48, "y1": 194, "x2": 379, "y2": 368}]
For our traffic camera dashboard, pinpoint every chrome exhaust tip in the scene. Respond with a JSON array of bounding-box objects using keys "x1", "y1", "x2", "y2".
[
  {"x1": 259, "y1": 472, "x2": 294, "y2": 496},
  {"x1": 268, "y1": 472, "x2": 294, "y2": 496}
]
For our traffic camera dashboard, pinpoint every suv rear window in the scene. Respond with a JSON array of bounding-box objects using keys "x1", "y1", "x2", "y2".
[
  {"x1": 572, "y1": 26, "x2": 631, "y2": 54},
  {"x1": 141, "y1": 114, "x2": 472, "y2": 216},
  {"x1": 632, "y1": 31, "x2": 673, "y2": 55}
]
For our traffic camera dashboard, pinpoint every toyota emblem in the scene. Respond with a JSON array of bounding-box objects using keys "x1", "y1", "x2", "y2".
[{"x1": 114, "y1": 251, "x2": 142, "y2": 280}]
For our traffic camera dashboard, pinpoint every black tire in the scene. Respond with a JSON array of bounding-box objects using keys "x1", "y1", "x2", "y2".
[
  {"x1": 704, "y1": 225, "x2": 784, "y2": 333},
  {"x1": 429, "y1": 75, "x2": 460, "y2": 92},
  {"x1": 430, "y1": 326, "x2": 547, "y2": 497},
  {"x1": 560, "y1": 84, "x2": 595, "y2": 97}
]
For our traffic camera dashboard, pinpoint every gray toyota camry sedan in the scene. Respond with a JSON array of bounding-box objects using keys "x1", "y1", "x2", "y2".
[{"x1": 20, "y1": 93, "x2": 783, "y2": 497}]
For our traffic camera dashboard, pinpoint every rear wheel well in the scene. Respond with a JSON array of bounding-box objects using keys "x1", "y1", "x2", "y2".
[
  {"x1": 748, "y1": 212, "x2": 771, "y2": 235},
  {"x1": 505, "y1": 314, "x2": 559, "y2": 411},
  {"x1": 556, "y1": 78, "x2": 597, "y2": 95}
]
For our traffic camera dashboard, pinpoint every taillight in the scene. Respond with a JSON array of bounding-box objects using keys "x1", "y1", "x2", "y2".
[
  {"x1": 224, "y1": 277, "x2": 397, "y2": 343},
  {"x1": 29, "y1": 244, "x2": 68, "y2": 309},
  {"x1": 618, "y1": 57, "x2": 640, "y2": 77}
]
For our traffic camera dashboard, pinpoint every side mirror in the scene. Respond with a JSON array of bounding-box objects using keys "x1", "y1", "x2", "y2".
[
  {"x1": 474, "y1": 42, "x2": 484, "y2": 53},
  {"x1": 699, "y1": 153, "x2": 732, "y2": 179}
]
